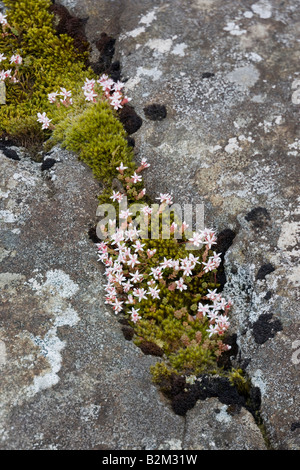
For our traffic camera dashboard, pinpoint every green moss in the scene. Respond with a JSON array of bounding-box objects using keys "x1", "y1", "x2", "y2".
[
  {"x1": 0, "y1": 0, "x2": 90, "y2": 149},
  {"x1": 50, "y1": 99, "x2": 136, "y2": 185}
]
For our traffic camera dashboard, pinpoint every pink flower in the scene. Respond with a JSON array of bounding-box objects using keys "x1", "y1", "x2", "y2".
[
  {"x1": 189, "y1": 231, "x2": 205, "y2": 247},
  {"x1": 150, "y1": 266, "x2": 163, "y2": 280},
  {"x1": 132, "y1": 240, "x2": 145, "y2": 252},
  {"x1": 111, "y1": 298, "x2": 124, "y2": 314},
  {"x1": 113, "y1": 80, "x2": 125, "y2": 91},
  {"x1": 37, "y1": 112, "x2": 52, "y2": 130},
  {"x1": 129, "y1": 270, "x2": 144, "y2": 283},
  {"x1": 142, "y1": 206, "x2": 153, "y2": 216},
  {"x1": 140, "y1": 158, "x2": 150, "y2": 168},
  {"x1": 119, "y1": 209, "x2": 133, "y2": 219},
  {"x1": 147, "y1": 248, "x2": 156, "y2": 258},
  {"x1": 0, "y1": 53, "x2": 6, "y2": 62},
  {"x1": 160, "y1": 257, "x2": 174, "y2": 269},
  {"x1": 59, "y1": 87, "x2": 72, "y2": 102},
  {"x1": 206, "y1": 324, "x2": 218, "y2": 338}
]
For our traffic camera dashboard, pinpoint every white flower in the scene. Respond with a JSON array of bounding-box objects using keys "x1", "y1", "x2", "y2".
[
  {"x1": 148, "y1": 285, "x2": 160, "y2": 299},
  {"x1": 131, "y1": 172, "x2": 142, "y2": 184},
  {"x1": 129, "y1": 270, "x2": 143, "y2": 283},
  {"x1": 110, "y1": 190, "x2": 123, "y2": 203},
  {"x1": 175, "y1": 277, "x2": 187, "y2": 292},
  {"x1": 156, "y1": 193, "x2": 173, "y2": 205},
  {"x1": 189, "y1": 231, "x2": 205, "y2": 247},
  {"x1": 132, "y1": 288, "x2": 148, "y2": 302},
  {"x1": 127, "y1": 253, "x2": 140, "y2": 268},
  {"x1": 48, "y1": 91, "x2": 58, "y2": 103},
  {"x1": 0, "y1": 13, "x2": 8, "y2": 26},
  {"x1": 116, "y1": 162, "x2": 128, "y2": 172}
]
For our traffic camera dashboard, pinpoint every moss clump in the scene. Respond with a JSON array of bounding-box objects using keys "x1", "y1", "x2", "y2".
[
  {"x1": 49, "y1": 99, "x2": 136, "y2": 187},
  {"x1": 0, "y1": 0, "x2": 91, "y2": 150}
]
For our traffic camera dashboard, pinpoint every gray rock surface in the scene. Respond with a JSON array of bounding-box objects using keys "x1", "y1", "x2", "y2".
[
  {"x1": 0, "y1": 145, "x2": 268, "y2": 450},
  {"x1": 56, "y1": 0, "x2": 300, "y2": 450},
  {"x1": 1, "y1": 0, "x2": 299, "y2": 450}
]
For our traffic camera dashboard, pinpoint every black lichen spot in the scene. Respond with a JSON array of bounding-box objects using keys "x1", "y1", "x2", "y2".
[
  {"x1": 92, "y1": 32, "x2": 116, "y2": 75},
  {"x1": 118, "y1": 104, "x2": 143, "y2": 135},
  {"x1": 252, "y1": 313, "x2": 283, "y2": 345},
  {"x1": 143, "y1": 104, "x2": 167, "y2": 121},
  {"x1": 139, "y1": 341, "x2": 164, "y2": 357},
  {"x1": 291, "y1": 422, "x2": 300, "y2": 432},
  {"x1": 217, "y1": 334, "x2": 239, "y2": 370},
  {"x1": 215, "y1": 228, "x2": 236, "y2": 290},
  {"x1": 1, "y1": 148, "x2": 20, "y2": 161},
  {"x1": 264, "y1": 291, "x2": 272, "y2": 301},
  {"x1": 171, "y1": 375, "x2": 247, "y2": 417},
  {"x1": 41, "y1": 158, "x2": 56, "y2": 171},
  {"x1": 202, "y1": 72, "x2": 215, "y2": 79},
  {"x1": 256, "y1": 263, "x2": 275, "y2": 280},
  {"x1": 245, "y1": 207, "x2": 271, "y2": 229},
  {"x1": 88, "y1": 225, "x2": 101, "y2": 244}
]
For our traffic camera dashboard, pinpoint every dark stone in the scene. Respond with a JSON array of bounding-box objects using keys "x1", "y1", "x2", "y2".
[
  {"x1": 291, "y1": 422, "x2": 300, "y2": 431},
  {"x1": 118, "y1": 104, "x2": 143, "y2": 135},
  {"x1": 252, "y1": 313, "x2": 283, "y2": 345},
  {"x1": 139, "y1": 340, "x2": 164, "y2": 357},
  {"x1": 256, "y1": 263, "x2": 275, "y2": 280},
  {"x1": 143, "y1": 104, "x2": 167, "y2": 121},
  {"x1": 245, "y1": 207, "x2": 271, "y2": 229},
  {"x1": 171, "y1": 375, "x2": 249, "y2": 417},
  {"x1": 88, "y1": 225, "x2": 101, "y2": 243},
  {"x1": 202, "y1": 72, "x2": 215, "y2": 79},
  {"x1": 1, "y1": 148, "x2": 20, "y2": 161},
  {"x1": 41, "y1": 158, "x2": 56, "y2": 171}
]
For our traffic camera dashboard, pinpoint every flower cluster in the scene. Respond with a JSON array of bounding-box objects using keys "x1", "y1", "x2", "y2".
[
  {"x1": 96, "y1": 160, "x2": 232, "y2": 366},
  {"x1": 0, "y1": 52, "x2": 23, "y2": 83},
  {"x1": 37, "y1": 73, "x2": 132, "y2": 130}
]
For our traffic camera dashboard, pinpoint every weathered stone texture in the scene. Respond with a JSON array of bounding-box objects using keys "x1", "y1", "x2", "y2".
[{"x1": 56, "y1": 0, "x2": 299, "y2": 449}]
